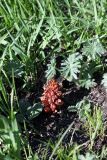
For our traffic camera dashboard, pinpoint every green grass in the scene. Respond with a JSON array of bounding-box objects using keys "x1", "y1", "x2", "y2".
[{"x1": 0, "y1": 0, "x2": 107, "y2": 159}]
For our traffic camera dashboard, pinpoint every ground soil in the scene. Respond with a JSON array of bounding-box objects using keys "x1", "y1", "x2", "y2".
[
  {"x1": 17, "y1": 55, "x2": 107, "y2": 158},
  {"x1": 21, "y1": 79, "x2": 107, "y2": 158}
]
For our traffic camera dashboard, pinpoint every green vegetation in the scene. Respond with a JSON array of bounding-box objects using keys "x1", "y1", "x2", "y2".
[{"x1": 0, "y1": 0, "x2": 107, "y2": 159}]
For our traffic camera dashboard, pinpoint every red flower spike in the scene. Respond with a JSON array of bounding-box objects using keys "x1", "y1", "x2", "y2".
[
  {"x1": 44, "y1": 106, "x2": 51, "y2": 112},
  {"x1": 40, "y1": 79, "x2": 63, "y2": 113},
  {"x1": 50, "y1": 103, "x2": 56, "y2": 112}
]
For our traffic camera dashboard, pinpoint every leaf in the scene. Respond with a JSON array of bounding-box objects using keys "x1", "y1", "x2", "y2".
[
  {"x1": 101, "y1": 73, "x2": 107, "y2": 89},
  {"x1": 4, "y1": 155, "x2": 13, "y2": 160},
  {"x1": 0, "y1": 116, "x2": 10, "y2": 132},
  {"x1": 27, "y1": 13, "x2": 45, "y2": 54},
  {"x1": 26, "y1": 102, "x2": 43, "y2": 120},
  {"x1": 68, "y1": 98, "x2": 91, "y2": 120},
  {"x1": 19, "y1": 99, "x2": 31, "y2": 118},
  {"x1": 82, "y1": 40, "x2": 105, "y2": 60},
  {"x1": 78, "y1": 62, "x2": 98, "y2": 89},
  {"x1": 0, "y1": 33, "x2": 8, "y2": 45},
  {"x1": 4, "y1": 60, "x2": 24, "y2": 78},
  {"x1": 67, "y1": 105, "x2": 78, "y2": 112},
  {"x1": 45, "y1": 57, "x2": 56, "y2": 80},
  {"x1": 78, "y1": 152, "x2": 96, "y2": 160},
  {"x1": 0, "y1": 115, "x2": 20, "y2": 157},
  {"x1": 61, "y1": 53, "x2": 82, "y2": 81},
  {"x1": 19, "y1": 99, "x2": 43, "y2": 120},
  {"x1": 79, "y1": 78, "x2": 95, "y2": 89}
]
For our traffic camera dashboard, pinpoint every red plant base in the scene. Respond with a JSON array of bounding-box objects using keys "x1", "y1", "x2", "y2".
[{"x1": 40, "y1": 79, "x2": 63, "y2": 113}]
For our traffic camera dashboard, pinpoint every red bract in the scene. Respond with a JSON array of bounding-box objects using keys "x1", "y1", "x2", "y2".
[{"x1": 40, "y1": 79, "x2": 63, "y2": 113}]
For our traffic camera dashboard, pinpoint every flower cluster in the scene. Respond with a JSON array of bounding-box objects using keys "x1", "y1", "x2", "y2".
[{"x1": 40, "y1": 79, "x2": 63, "y2": 113}]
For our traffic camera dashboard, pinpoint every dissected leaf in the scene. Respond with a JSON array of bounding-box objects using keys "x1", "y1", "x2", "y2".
[
  {"x1": 101, "y1": 73, "x2": 107, "y2": 89},
  {"x1": 82, "y1": 40, "x2": 105, "y2": 60},
  {"x1": 78, "y1": 152, "x2": 96, "y2": 160},
  {"x1": 45, "y1": 57, "x2": 56, "y2": 80},
  {"x1": 79, "y1": 78, "x2": 95, "y2": 89},
  {"x1": 61, "y1": 53, "x2": 82, "y2": 81}
]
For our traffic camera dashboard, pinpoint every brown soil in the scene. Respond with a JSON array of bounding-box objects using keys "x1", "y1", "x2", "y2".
[{"x1": 21, "y1": 80, "x2": 107, "y2": 158}]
